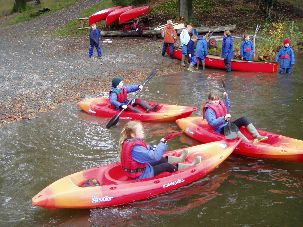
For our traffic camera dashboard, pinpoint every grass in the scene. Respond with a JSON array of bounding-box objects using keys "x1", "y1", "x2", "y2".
[
  {"x1": 2, "y1": 0, "x2": 78, "y2": 26},
  {"x1": 54, "y1": 0, "x2": 114, "y2": 37},
  {"x1": 0, "y1": 0, "x2": 14, "y2": 16}
]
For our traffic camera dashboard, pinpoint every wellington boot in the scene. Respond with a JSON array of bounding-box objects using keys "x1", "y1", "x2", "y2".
[
  {"x1": 148, "y1": 104, "x2": 160, "y2": 112},
  {"x1": 237, "y1": 131, "x2": 250, "y2": 143},
  {"x1": 181, "y1": 55, "x2": 186, "y2": 67},
  {"x1": 167, "y1": 150, "x2": 188, "y2": 164},
  {"x1": 177, "y1": 156, "x2": 201, "y2": 170},
  {"x1": 196, "y1": 61, "x2": 200, "y2": 70},
  {"x1": 187, "y1": 64, "x2": 196, "y2": 72},
  {"x1": 247, "y1": 124, "x2": 268, "y2": 143},
  {"x1": 138, "y1": 100, "x2": 154, "y2": 112},
  {"x1": 202, "y1": 62, "x2": 205, "y2": 70},
  {"x1": 127, "y1": 105, "x2": 143, "y2": 113}
]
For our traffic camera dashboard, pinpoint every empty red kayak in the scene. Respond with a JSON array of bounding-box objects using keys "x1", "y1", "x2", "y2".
[
  {"x1": 176, "y1": 117, "x2": 303, "y2": 162},
  {"x1": 89, "y1": 6, "x2": 122, "y2": 25},
  {"x1": 106, "y1": 6, "x2": 133, "y2": 25},
  {"x1": 77, "y1": 97, "x2": 197, "y2": 122},
  {"x1": 168, "y1": 49, "x2": 278, "y2": 73},
  {"x1": 119, "y1": 6, "x2": 150, "y2": 24},
  {"x1": 32, "y1": 140, "x2": 239, "y2": 209}
]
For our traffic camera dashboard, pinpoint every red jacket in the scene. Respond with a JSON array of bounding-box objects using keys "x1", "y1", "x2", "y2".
[
  {"x1": 162, "y1": 24, "x2": 177, "y2": 44},
  {"x1": 109, "y1": 87, "x2": 128, "y2": 109},
  {"x1": 203, "y1": 100, "x2": 228, "y2": 118},
  {"x1": 121, "y1": 139, "x2": 147, "y2": 179}
]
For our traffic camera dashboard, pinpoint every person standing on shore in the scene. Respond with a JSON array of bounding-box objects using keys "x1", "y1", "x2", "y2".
[
  {"x1": 88, "y1": 23, "x2": 102, "y2": 58},
  {"x1": 161, "y1": 20, "x2": 177, "y2": 58},
  {"x1": 222, "y1": 30, "x2": 234, "y2": 72},
  {"x1": 275, "y1": 38, "x2": 295, "y2": 75},
  {"x1": 180, "y1": 24, "x2": 192, "y2": 66},
  {"x1": 240, "y1": 34, "x2": 254, "y2": 61},
  {"x1": 187, "y1": 35, "x2": 198, "y2": 71}
]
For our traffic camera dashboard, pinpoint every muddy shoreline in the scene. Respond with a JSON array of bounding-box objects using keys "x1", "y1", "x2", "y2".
[{"x1": 0, "y1": 34, "x2": 184, "y2": 126}]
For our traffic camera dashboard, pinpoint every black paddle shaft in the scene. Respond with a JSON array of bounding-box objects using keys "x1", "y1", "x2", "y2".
[
  {"x1": 221, "y1": 80, "x2": 238, "y2": 139},
  {"x1": 105, "y1": 69, "x2": 158, "y2": 129}
]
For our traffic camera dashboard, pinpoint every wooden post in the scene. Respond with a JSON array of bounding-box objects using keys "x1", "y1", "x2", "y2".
[
  {"x1": 253, "y1": 24, "x2": 260, "y2": 59},
  {"x1": 179, "y1": 0, "x2": 192, "y2": 22},
  {"x1": 78, "y1": 17, "x2": 90, "y2": 30}
]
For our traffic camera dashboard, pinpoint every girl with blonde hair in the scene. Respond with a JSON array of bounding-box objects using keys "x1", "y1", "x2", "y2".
[{"x1": 119, "y1": 121, "x2": 201, "y2": 179}]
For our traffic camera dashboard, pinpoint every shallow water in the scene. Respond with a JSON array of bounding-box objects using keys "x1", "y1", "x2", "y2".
[{"x1": 1, "y1": 58, "x2": 303, "y2": 226}]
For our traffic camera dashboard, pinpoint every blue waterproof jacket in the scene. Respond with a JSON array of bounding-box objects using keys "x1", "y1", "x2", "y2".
[
  {"x1": 195, "y1": 35, "x2": 208, "y2": 60},
  {"x1": 109, "y1": 85, "x2": 140, "y2": 109},
  {"x1": 222, "y1": 36, "x2": 234, "y2": 60},
  {"x1": 275, "y1": 46, "x2": 295, "y2": 69},
  {"x1": 187, "y1": 40, "x2": 195, "y2": 56},
  {"x1": 240, "y1": 40, "x2": 254, "y2": 61},
  {"x1": 132, "y1": 141, "x2": 168, "y2": 179},
  {"x1": 89, "y1": 28, "x2": 101, "y2": 46},
  {"x1": 204, "y1": 96, "x2": 231, "y2": 133}
]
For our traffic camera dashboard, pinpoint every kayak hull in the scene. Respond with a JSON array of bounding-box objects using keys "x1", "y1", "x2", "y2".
[
  {"x1": 77, "y1": 97, "x2": 197, "y2": 122},
  {"x1": 32, "y1": 140, "x2": 239, "y2": 209},
  {"x1": 89, "y1": 6, "x2": 122, "y2": 25},
  {"x1": 168, "y1": 49, "x2": 278, "y2": 73},
  {"x1": 176, "y1": 117, "x2": 303, "y2": 162},
  {"x1": 119, "y1": 6, "x2": 150, "y2": 24},
  {"x1": 105, "y1": 6, "x2": 133, "y2": 25}
]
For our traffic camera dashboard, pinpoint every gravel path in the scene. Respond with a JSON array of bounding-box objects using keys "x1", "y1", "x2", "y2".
[{"x1": 0, "y1": 0, "x2": 183, "y2": 126}]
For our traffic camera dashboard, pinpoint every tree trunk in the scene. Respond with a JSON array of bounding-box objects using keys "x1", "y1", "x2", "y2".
[
  {"x1": 12, "y1": 0, "x2": 26, "y2": 13},
  {"x1": 179, "y1": 0, "x2": 192, "y2": 22}
]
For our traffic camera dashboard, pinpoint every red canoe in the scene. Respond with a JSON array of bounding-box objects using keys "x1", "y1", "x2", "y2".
[
  {"x1": 32, "y1": 140, "x2": 239, "y2": 209},
  {"x1": 119, "y1": 6, "x2": 150, "y2": 24},
  {"x1": 176, "y1": 117, "x2": 303, "y2": 162},
  {"x1": 106, "y1": 6, "x2": 133, "y2": 25},
  {"x1": 77, "y1": 97, "x2": 197, "y2": 122},
  {"x1": 168, "y1": 49, "x2": 278, "y2": 73},
  {"x1": 89, "y1": 6, "x2": 122, "y2": 25}
]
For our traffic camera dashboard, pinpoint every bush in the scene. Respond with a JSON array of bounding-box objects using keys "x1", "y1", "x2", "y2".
[{"x1": 256, "y1": 21, "x2": 303, "y2": 61}]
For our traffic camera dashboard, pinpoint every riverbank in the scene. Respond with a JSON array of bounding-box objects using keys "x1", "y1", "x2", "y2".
[
  {"x1": 0, "y1": 13, "x2": 184, "y2": 127},
  {"x1": 1, "y1": 0, "x2": 302, "y2": 127}
]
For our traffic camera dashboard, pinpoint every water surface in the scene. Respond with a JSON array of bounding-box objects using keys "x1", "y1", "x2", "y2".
[{"x1": 1, "y1": 58, "x2": 303, "y2": 226}]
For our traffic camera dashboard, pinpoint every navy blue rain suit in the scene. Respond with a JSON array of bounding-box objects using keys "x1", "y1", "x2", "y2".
[
  {"x1": 222, "y1": 35, "x2": 234, "y2": 72},
  {"x1": 89, "y1": 28, "x2": 102, "y2": 58}
]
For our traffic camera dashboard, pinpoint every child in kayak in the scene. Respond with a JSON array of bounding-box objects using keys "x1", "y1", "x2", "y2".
[
  {"x1": 203, "y1": 91, "x2": 268, "y2": 143},
  {"x1": 240, "y1": 34, "x2": 254, "y2": 61},
  {"x1": 109, "y1": 77, "x2": 159, "y2": 113},
  {"x1": 275, "y1": 38, "x2": 295, "y2": 75},
  {"x1": 119, "y1": 121, "x2": 201, "y2": 180}
]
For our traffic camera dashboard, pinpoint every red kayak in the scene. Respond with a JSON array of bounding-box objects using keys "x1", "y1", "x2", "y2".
[
  {"x1": 77, "y1": 97, "x2": 197, "y2": 122},
  {"x1": 168, "y1": 49, "x2": 278, "y2": 73},
  {"x1": 176, "y1": 117, "x2": 303, "y2": 162},
  {"x1": 89, "y1": 6, "x2": 122, "y2": 25},
  {"x1": 119, "y1": 6, "x2": 150, "y2": 24},
  {"x1": 105, "y1": 6, "x2": 133, "y2": 25},
  {"x1": 32, "y1": 140, "x2": 239, "y2": 209}
]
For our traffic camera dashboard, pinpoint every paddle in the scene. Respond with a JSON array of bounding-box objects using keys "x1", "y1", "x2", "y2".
[
  {"x1": 221, "y1": 80, "x2": 238, "y2": 139},
  {"x1": 105, "y1": 68, "x2": 158, "y2": 129}
]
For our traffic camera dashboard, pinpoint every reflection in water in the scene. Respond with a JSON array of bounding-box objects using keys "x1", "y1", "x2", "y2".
[{"x1": 1, "y1": 60, "x2": 303, "y2": 226}]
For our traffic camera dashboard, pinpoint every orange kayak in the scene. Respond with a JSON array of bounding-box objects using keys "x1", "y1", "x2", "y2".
[
  {"x1": 32, "y1": 140, "x2": 239, "y2": 209},
  {"x1": 77, "y1": 97, "x2": 197, "y2": 122},
  {"x1": 176, "y1": 117, "x2": 303, "y2": 162}
]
